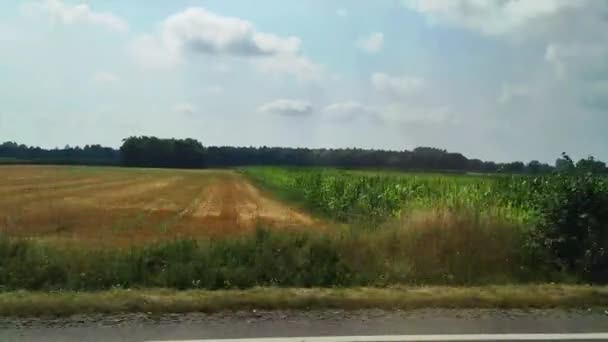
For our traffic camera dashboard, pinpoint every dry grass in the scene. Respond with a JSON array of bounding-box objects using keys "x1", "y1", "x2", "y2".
[
  {"x1": 336, "y1": 207, "x2": 539, "y2": 284},
  {"x1": 0, "y1": 165, "x2": 317, "y2": 247},
  {"x1": 1, "y1": 285, "x2": 606, "y2": 317}
]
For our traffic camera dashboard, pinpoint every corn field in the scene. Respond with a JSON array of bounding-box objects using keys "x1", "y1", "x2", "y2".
[{"x1": 241, "y1": 167, "x2": 606, "y2": 226}]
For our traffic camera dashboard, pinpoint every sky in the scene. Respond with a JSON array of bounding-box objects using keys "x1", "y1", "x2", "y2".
[{"x1": 1, "y1": 0, "x2": 607, "y2": 163}]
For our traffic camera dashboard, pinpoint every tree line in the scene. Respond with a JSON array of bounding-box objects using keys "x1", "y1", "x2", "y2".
[
  {"x1": 120, "y1": 136, "x2": 206, "y2": 168},
  {"x1": 0, "y1": 141, "x2": 119, "y2": 165},
  {"x1": 1, "y1": 136, "x2": 607, "y2": 174}
]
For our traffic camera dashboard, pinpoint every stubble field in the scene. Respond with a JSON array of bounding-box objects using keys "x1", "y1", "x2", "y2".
[{"x1": 0, "y1": 166, "x2": 316, "y2": 247}]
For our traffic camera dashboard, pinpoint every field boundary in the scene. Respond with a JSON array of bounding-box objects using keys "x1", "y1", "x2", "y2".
[
  {"x1": 1, "y1": 285, "x2": 606, "y2": 317},
  {"x1": 237, "y1": 168, "x2": 334, "y2": 222}
]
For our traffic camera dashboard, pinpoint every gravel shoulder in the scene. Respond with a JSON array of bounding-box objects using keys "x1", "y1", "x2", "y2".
[{"x1": 2, "y1": 309, "x2": 608, "y2": 342}]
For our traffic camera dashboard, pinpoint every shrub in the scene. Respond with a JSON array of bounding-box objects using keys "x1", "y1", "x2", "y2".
[{"x1": 533, "y1": 172, "x2": 608, "y2": 282}]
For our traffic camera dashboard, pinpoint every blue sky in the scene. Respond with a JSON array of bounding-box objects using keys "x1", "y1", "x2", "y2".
[{"x1": 1, "y1": 0, "x2": 607, "y2": 162}]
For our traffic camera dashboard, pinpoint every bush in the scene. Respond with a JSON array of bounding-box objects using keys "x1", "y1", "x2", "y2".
[
  {"x1": 533, "y1": 172, "x2": 608, "y2": 283},
  {"x1": 540, "y1": 175, "x2": 608, "y2": 281}
]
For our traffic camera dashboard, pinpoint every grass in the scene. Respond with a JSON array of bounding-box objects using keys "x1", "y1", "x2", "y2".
[
  {"x1": 0, "y1": 208, "x2": 558, "y2": 291},
  {"x1": 1, "y1": 285, "x2": 607, "y2": 317}
]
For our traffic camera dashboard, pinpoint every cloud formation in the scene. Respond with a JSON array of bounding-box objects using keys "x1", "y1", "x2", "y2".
[
  {"x1": 128, "y1": 7, "x2": 323, "y2": 81},
  {"x1": 162, "y1": 8, "x2": 300, "y2": 56},
  {"x1": 356, "y1": 32, "x2": 384, "y2": 53},
  {"x1": 403, "y1": 0, "x2": 583, "y2": 36},
  {"x1": 371, "y1": 72, "x2": 426, "y2": 98},
  {"x1": 377, "y1": 103, "x2": 457, "y2": 126},
  {"x1": 173, "y1": 102, "x2": 197, "y2": 116},
  {"x1": 406, "y1": 0, "x2": 608, "y2": 111},
  {"x1": 258, "y1": 99, "x2": 313, "y2": 116},
  {"x1": 27, "y1": 0, "x2": 128, "y2": 31},
  {"x1": 128, "y1": 34, "x2": 180, "y2": 69},
  {"x1": 252, "y1": 54, "x2": 324, "y2": 81},
  {"x1": 323, "y1": 101, "x2": 376, "y2": 122},
  {"x1": 5, "y1": 1, "x2": 608, "y2": 161}
]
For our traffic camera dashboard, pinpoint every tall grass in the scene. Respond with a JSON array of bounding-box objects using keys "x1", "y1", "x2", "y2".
[{"x1": 0, "y1": 208, "x2": 556, "y2": 291}]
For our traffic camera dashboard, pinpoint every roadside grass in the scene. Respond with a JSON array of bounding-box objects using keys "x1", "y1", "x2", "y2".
[
  {"x1": 1, "y1": 285, "x2": 607, "y2": 317},
  {"x1": 0, "y1": 209, "x2": 559, "y2": 291}
]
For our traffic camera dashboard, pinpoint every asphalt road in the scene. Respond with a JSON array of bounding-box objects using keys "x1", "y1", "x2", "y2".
[{"x1": 1, "y1": 309, "x2": 607, "y2": 342}]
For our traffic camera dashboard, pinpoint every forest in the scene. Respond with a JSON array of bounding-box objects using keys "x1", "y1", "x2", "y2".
[{"x1": 1, "y1": 136, "x2": 606, "y2": 174}]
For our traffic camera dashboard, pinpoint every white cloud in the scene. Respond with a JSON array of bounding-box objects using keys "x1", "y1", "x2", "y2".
[
  {"x1": 403, "y1": 0, "x2": 583, "y2": 36},
  {"x1": 323, "y1": 101, "x2": 376, "y2": 122},
  {"x1": 253, "y1": 54, "x2": 325, "y2": 81},
  {"x1": 26, "y1": 0, "x2": 128, "y2": 32},
  {"x1": 92, "y1": 71, "x2": 119, "y2": 84},
  {"x1": 356, "y1": 32, "x2": 384, "y2": 53},
  {"x1": 367, "y1": 71, "x2": 458, "y2": 126},
  {"x1": 258, "y1": 99, "x2": 313, "y2": 116},
  {"x1": 542, "y1": 41, "x2": 608, "y2": 111},
  {"x1": 378, "y1": 104, "x2": 457, "y2": 125},
  {"x1": 407, "y1": 0, "x2": 608, "y2": 114},
  {"x1": 161, "y1": 8, "x2": 300, "y2": 56},
  {"x1": 371, "y1": 72, "x2": 426, "y2": 97},
  {"x1": 128, "y1": 7, "x2": 323, "y2": 80},
  {"x1": 545, "y1": 43, "x2": 608, "y2": 80},
  {"x1": 337, "y1": 9, "x2": 349, "y2": 17},
  {"x1": 128, "y1": 34, "x2": 181, "y2": 69},
  {"x1": 173, "y1": 102, "x2": 197, "y2": 116}
]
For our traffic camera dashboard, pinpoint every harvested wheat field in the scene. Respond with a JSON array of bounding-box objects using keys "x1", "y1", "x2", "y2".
[{"x1": 0, "y1": 165, "x2": 317, "y2": 247}]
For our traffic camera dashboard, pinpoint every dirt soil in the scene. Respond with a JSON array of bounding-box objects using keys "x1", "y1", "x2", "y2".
[{"x1": 190, "y1": 174, "x2": 314, "y2": 231}]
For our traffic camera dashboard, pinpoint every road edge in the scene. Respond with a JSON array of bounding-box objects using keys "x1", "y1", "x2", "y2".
[{"x1": 1, "y1": 285, "x2": 607, "y2": 317}]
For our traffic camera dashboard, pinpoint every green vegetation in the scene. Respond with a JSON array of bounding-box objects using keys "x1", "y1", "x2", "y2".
[
  {"x1": 2, "y1": 285, "x2": 607, "y2": 317},
  {"x1": 0, "y1": 156, "x2": 606, "y2": 313},
  {"x1": 2, "y1": 162, "x2": 603, "y2": 291},
  {"x1": 241, "y1": 167, "x2": 538, "y2": 225},
  {"x1": 120, "y1": 136, "x2": 206, "y2": 168},
  {"x1": 0, "y1": 214, "x2": 546, "y2": 291},
  {"x1": 242, "y1": 163, "x2": 608, "y2": 283},
  {"x1": 9, "y1": 138, "x2": 608, "y2": 174},
  {"x1": 0, "y1": 157, "x2": 30, "y2": 164}
]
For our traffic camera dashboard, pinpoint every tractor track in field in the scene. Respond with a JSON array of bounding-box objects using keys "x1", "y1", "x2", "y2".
[{"x1": 189, "y1": 172, "x2": 315, "y2": 231}]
